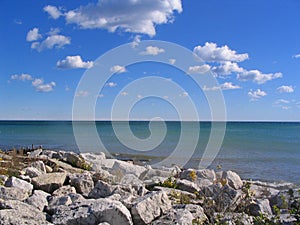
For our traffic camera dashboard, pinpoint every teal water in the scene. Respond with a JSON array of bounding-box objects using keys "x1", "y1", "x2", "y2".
[{"x1": 0, "y1": 121, "x2": 299, "y2": 185}]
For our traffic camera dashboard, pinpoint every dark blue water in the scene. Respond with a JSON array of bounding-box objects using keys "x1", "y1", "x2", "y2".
[{"x1": 0, "y1": 121, "x2": 299, "y2": 185}]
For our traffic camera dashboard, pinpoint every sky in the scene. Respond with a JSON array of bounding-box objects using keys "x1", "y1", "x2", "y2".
[{"x1": 1, "y1": 0, "x2": 300, "y2": 121}]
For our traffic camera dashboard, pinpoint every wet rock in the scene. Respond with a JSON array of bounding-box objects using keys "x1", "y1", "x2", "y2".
[
  {"x1": 51, "y1": 198, "x2": 133, "y2": 225},
  {"x1": 69, "y1": 172, "x2": 94, "y2": 197},
  {"x1": 131, "y1": 191, "x2": 172, "y2": 224},
  {"x1": 26, "y1": 189, "x2": 50, "y2": 211},
  {"x1": 32, "y1": 172, "x2": 67, "y2": 193},
  {"x1": 5, "y1": 176, "x2": 33, "y2": 195}
]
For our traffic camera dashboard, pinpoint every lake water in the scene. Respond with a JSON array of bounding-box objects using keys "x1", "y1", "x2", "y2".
[{"x1": 0, "y1": 121, "x2": 299, "y2": 185}]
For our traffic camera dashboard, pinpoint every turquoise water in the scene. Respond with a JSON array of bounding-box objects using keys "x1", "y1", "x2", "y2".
[{"x1": 0, "y1": 121, "x2": 299, "y2": 185}]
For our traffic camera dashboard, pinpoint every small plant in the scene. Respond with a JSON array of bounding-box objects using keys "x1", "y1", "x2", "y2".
[
  {"x1": 189, "y1": 170, "x2": 197, "y2": 182},
  {"x1": 160, "y1": 177, "x2": 177, "y2": 189}
]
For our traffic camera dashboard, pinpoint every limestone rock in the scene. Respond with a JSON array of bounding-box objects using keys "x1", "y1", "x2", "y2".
[
  {"x1": 30, "y1": 160, "x2": 46, "y2": 173},
  {"x1": 176, "y1": 179, "x2": 200, "y2": 193},
  {"x1": 248, "y1": 199, "x2": 273, "y2": 216},
  {"x1": 139, "y1": 168, "x2": 175, "y2": 181},
  {"x1": 196, "y1": 169, "x2": 216, "y2": 182},
  {"x1": 119, "y1": 174, "x2": 144, "y2": 186},
  {"x1": 80, "y1": 152, "x2": 106, "y2": 171},
  {"x1": 0, "y1": 199, "x2": 51, "y2": 225},
  {"x1": 51, "y1": 198, "x2": 133, "y2": 225},
  {"x1": 110, "y1": 160, "x2": 147, "y2": 178},
  {"x1": 26, "y1": 189, "x2": 50, "y2": 211},
  {"x1": 69, "y1": 172, "x2": 94, "y2": 196},
  {"x1": 0, "y1": 186, "x2": 29, "y2": 201},
  {"x1": 27, "y1": 149, "x2": 42, "y2": 157},
  {"x1": 48, "y1": 158, "x2": 83, "y2": 173},
  {"x1": 5, "y1": 176, "x2": 33, "y2": 195},
  {"x1": 222, "y1": 171, "x2": 243, "y2": 190},
  {"x1": 24, "y1": 166, "x2": 44, "y2": 178},
  {"x1": 52, "y1": 185, "x2": 76, "y2": 196},
  {"x1": 131, "y1": 191, "x2": 172, "y2": 224},
  {"x1": 89, "y1": 180, "x2": 117, "y2": 198},
  {"x1": 32, "y1": 172, "x2": 67, "y2": 193}
]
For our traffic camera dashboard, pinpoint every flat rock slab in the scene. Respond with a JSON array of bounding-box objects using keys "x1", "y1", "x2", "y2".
[
  {"x1": 5, "y1": 176, "x2": 33, "y2": 195},
  {"x1": 32, "y1": 172, "x2": 67, "y2": 193},
  {"x1": 51, "y1": 198, "x2": 133, "y2": 225}
]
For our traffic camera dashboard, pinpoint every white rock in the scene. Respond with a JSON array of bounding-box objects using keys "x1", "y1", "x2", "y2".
[
  {"x1": 69, "y1": 172, "x2": 94, "y2": 197},
  {"x1": 196, "y1": 169, "x2": 216, "y2": 182},
  {"x1": 26, "y1": 190, "x2": 50, "y2": 211},
  {"x1": 52, "y1": 185, "x2": 76, "y2": 197},
  {"x1": 222, "y1": 170, "x2": 243, "y2": 190},
  {"x1": 176, "y1": 179, "x2": 200, "y2": 193},
  {"x1": 23, "y1": 166, "x2": 44, "y2": 178},
  {"x1": 51, "y1": 198, "x2": 133, "y2": 225},
  {"x1": 5, "y1": 176, "x2": 33, "y2": 195},
  {"x1": 248, "y1": 199, "x2": 273, "y2": 216},
  {"x1": 89, "y1": 180, "x2": 118, "y2": 198},
  {"x1": 32, "y1": 172, "x2": 67, "y2": 193},
  {"x1": 30, "y1": 160, "x2": 46, "y2": 173},
  {"x1": 131, "y1": 191, "x2": 172, "y2": 224},
  {"x1": 27, "y1": 149, "x2": 42, "y2": 157},
  {"x1": 111, "y1": 160, "x2": 147, "y2": 179},
  {"x1": 0, "y1": 186, "x2": 29, "y2": 201},
  {"x1": 119, "y1": 174, "x2": 144, "y2": 186},
  {"x1": 80, "y1": 152, "x2": 106, "y2": 171}
]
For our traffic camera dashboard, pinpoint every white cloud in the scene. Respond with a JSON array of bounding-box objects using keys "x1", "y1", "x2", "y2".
[
  {"x1": 202, "y1": 82, "x2": 241, "y2": 91},
  {"x1": 76, "y1": 90, "x2": 90, "y2": 97},
  {"x1": 120, "y1": 91, "x2": 129, "y2": 96},
  {"x1": 140, "y1": 46, "x2": 165, "y2": 55},
  {"x1": 237, "y1": 70, "x2": 282, "y2": 84},
  {"x1": 11, "y1": 74, "x2": 33, "y2": 81},
  {"x1": 212, "y1": 61, "x2": 244, "y2": 76},
  {"x1": 281, "y1": 106, "x2": 291, "y2": 110},
  {"x1": 188, "y1": 65, "x2": 210, "y2": 74},
  {"x1": 220, "y1": 82, "x2": 241, "y2": 90},
  {"x1": 248, "y1": 89, "x2": 267, "y2": 100},
  {"x1": 26, "y1": 28, "x2": 42, "y2": 42},
  {"x1": 169, "y1": 59, "x2": 176, "y2": 65},
  {"x1": 131, "y1": 35, "x2": 141, "y2": 48},
  {"x1": 44, "y1": 5, "x2": 62, "y2": 19},
  {"x1": 179, "y1": 91, "x2": 188, "y2": 97},
  {"x1": 110, "y1": 65, "x2": 126, "y2": 74},
  {"x1": 62, "y1": 0, "x2": 182, "y2": 36},
  {"x1": 293, "y1": 54, "x2": 300, "y2": 59},
  {"x1": 274, "y1": 99, "x2": 290, "y2": 104},
  {"x1": 106, "y1": 82, "x2": 117, "y2": 87},
  {"x1": 277, "y1": 85, "x2": 294, "y2": 93},
  {"x1": 32, "y1": 79, "x2": 56, "y2": 92},
  {"x1": 31, "y1": 34, "x2": 71, "y2": 51},
  {"x1": 57, "y1": 55, "x2": 94, "y2": 69},
  {"x1": 193, "y1": 42, "x2": 249, "y2": 62}
]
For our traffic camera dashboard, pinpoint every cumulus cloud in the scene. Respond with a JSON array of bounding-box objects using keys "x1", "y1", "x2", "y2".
[
  {"x1": 31, "y1": 34, "x2": 71, "y2": 51},
  {"x1": 61, "y1": 0, "x2": 182, "y2": 36},
  {"x1": 110, "y1": 65, "x2": 126, "y2": 74},
  {"x1": 248, "y1": 89, "x2": 267, "y2": 100},
  {"x1": 44, "y1": 5, "x2": 62, "y2": 19},
  {"x1": 193, "y1": 42, "x2": 248, "y2": 62},
  {"x1": 202, "y1": 82, "x2": 241, "y2": 91},
  {"x1": 26, "y1": 28, "x2": 42, "y2": 42},
  {"x1": 277, "y1": 85, "x2": 294, "y2": 93},
  {"x1": 188, "y1": 65, "x2": 210, "y2": 74},
  {"x1": 57, "y1": 55, "x2": 94, "y2": 69},
  {"x1": 32, "y1": 79, "x2": 56, "y2": 92},
  {"x1": 237, "y1": 70, "x2": 282, "y2": 84},
  {"x1": 212, "y1": 61, "x2": 244, "y2": 76},
  {"x1": 293, "y1": 54, "x2": 300, "y2": 59},
  {"x1": 76, "y1": 90, "x2": 90, "y2": 97},
  {"x1": 131, "y1": 35, "x2": 141, "y2": 48},
  {"x1": 11, "y1": 74, "x2": 33, "y2": 81},
  {"x1": 106, "y1": 82, "x2": 117, "y2": 87},
  {"x1": 140, "y1": 46, "x2": 165, "y2": 55}
]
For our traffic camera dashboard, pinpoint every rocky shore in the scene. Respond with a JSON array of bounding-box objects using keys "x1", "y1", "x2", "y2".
[{"x1": 0, "y1": 149, "x2": 299, "y2": 225}]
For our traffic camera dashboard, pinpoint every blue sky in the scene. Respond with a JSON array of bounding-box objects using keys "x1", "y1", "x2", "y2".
[{"x1": 1, "y1": 0, "x2": 300, "y2": 121}]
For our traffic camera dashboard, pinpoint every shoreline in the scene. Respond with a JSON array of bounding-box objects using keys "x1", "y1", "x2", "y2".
[{"x1": 0, "y1": 148, "x2": 299, "y2": 224}]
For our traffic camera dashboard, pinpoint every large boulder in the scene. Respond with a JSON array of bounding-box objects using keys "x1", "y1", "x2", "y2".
[
  {"x1": 0, "y1": 186, "x2": 29, "y2": 201},
  {"x1": 5, "y1": 176, "x2": 33, "y2": 195},
  {"x1": 23, "y1": 166, "x2": 44, "y2": 178},
  {"x1": 176, "y1": 179, "x2": 200, "y2": 194},
  {"x1": 131, "y1": 191, "x2": 172, "y2": 224},
  {"x1": 26, "y1": 189, "x2": 50, "y2": 211},
  {"x1": 152, "y1": 204, "x2": 208, "y2": 225},
  {"x1": 248, "y1": 199, "x2": 273, "y2": 216},
  {"x1": 222, "y1": 170, "x2": 243, "y2": 190},
  {"x1": 68, "y1": 172, "x2": 94, "y2": 197},
  {"x1": 80, "y1": 152, "x2": 106, "y2": 171},
  {"x1": 0, "y1": 199, "x2": 52, "y2": 225},
  {"x1": 32, "y1": 172, "x2": 67, "y2": 193},
  {"x1": 110, "y1": 161, "x2": 147, "y2": 179},
  {"x1": 30, "y1": 160, "x2": 47, "y2": 173},
  {"x1": 51, "y1": 198, "x2": 133, "y2": 225}
]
